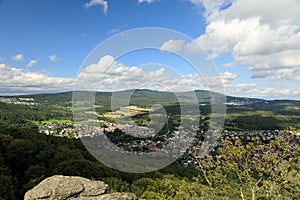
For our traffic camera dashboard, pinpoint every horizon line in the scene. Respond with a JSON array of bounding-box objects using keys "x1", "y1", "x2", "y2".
[{"x1": 1, "y1": 89, "x2": 300, "y2": 101}]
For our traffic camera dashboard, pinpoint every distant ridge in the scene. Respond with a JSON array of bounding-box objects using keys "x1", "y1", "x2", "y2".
[{"x1": 1, "y1": 89, "x2": 300, "y2": 103}]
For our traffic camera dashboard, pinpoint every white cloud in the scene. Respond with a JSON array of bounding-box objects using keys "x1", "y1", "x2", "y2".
[
  {"x1": 219, "y1": 82, "x2": 300, "y2": 99},
  {"x1": 75, "y1": 55, "x2": 237, "y2": 93},
  {"x1": 248, "y1": 87, "x2": 300, "y2": 99},
  {"x1": 219, "y1": 0, "x2": 300, "y2": 26},
  {"x1": 12, "y1": 54, "x2": 24, "y2": 62},
  {"x1": 234, "y1": 83, "x2": 256, "y2": 88},
  {"x1": 221, "y1": 71, "x2": 238, "y2": 82},
  {"x1": 109, "y1": 28, "x2": 120, "y2": 34},
  {"x1": 48, "y1": 55, "x2": 58, "y2": 62},
  {"x1": 138, "y1": 0, "x2": 157, "y2": 4},
  {"x1": 158, "y1": 71, "x2": 238, "y2": 93},
  {"x1": 221, "y1": 62, "x2": 235, "y2": 68},
  {"x1": 2, "y1": 54, "x2": 295, "y2": 99},
  {"x1": 26, "y1": 59, "x2": 39, "y2": 67},
  {"x1": 85, "y1": 0, "x2": 108, "y2": 15},
  {"x1": 251, "y1": 71, "x2": 272, "y2": 79},
  {"x1": 271, "y1": 68, "x2": 300, "y2": 81},
  {"x1": 192, "y1": 0, "x2": 300, "y2": 78},
  {"x1": 0, "y1": 63, "x2": 73, "y2": 95},
  {"x1": 189, "y1": 0, "x2": 233, "y2": 20},
  {"x1": 76, "y1": 55, "x2": 168, "y2": 91},
  {"x1": 224, "y1": 82, "x2": 257, "y2": 96},
  {"x1": 160, "y1": 40, "x2": 185, "y2": 53},
  {"x1": 79, "y1": 55, "x2": 115, "y2": 78}
]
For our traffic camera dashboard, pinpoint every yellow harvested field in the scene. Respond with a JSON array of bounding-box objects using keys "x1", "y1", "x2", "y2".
[
  {"x1": 86, "y1": 106, "x2": 151, "y2": 119},
  {"x1": 103, "y1": 106, "x2": 150, "y2": 118},
  {"x1": 123, "y1": 106, "x2": 150, "y2": 112}
]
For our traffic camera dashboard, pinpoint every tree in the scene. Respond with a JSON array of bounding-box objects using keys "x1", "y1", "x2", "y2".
[
  {"x1": 199, "y1": 115, "x2": 210, "y2": 133},
  {"x1": 0, "y1": 166, "x2": 16, "y2": 200},
  {"x1": 194, "y1": 135, "x2": 300, "y2": 199}
]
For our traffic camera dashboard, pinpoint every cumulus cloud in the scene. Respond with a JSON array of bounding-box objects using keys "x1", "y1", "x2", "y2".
[
  {"x1": 74, "y1": 55, "x2": 239, "y2": 94},
  {"x1": 251, "y1": 71, "x2": 272, "y2": 79},
  {"x1": 219, "y1": 0, "x2": 300, "y2": 26},
  {"x1": 271, "y1": 68, "x2": 300, "y2": 81},
  {"x1": 249, "y1": 87, "x2": 300, "y2": 99},
  {"x1": 220, "y1": 82, "x2": 300, "y2": 99},
  {"x1": 0, "y1": 63, "x2": 73, "y2": 95},
  {"x1": 223, "y1": 82, "x2": 256, "y2": 97},
  {"x1": 191, "y1": 0, "x2": 300, "y2": 77},
  {"x1": 85, "y1": 0, "x2": 108, "y2": 15},
  {"x1": 4, "y1": 52, "x2": 296, "y2": 99},
  {"x1": 160, "y1": 40, "x2": 185, "y2": 53},
  {"x1": 26, "y1": 59, "x2": 39, "y2": 67},
  {"x1": 48, "y1": 55, "x2": 58, "y2": 62},
  {"x1": 221, "y1": 71, "x2": 238, "y2": 82},
  {"x1": 12, "y1": 54, "x2": 24, "y2": 62},
  {"x1": 1, "y1": 54, "x2": 293, "y2": 99},
  {"x1": 177, "y1": 71, "x2": 238, "y2": 94},
  {"x1": 189, "y1": 0, "x2": 233, "y2": 20},
  {"x1": 76, "y1": 55, "x2": 168, "y2": 91}
]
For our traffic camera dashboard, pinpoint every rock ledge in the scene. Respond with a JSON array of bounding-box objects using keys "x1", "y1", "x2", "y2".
[{"x1": 24, "y1": 175, "x2": 137, "y2": 200}]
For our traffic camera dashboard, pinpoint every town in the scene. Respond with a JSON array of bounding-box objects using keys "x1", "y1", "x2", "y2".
[
  {"x1": 0, "y1": 97, "x2": 40, "y2": 106},
  {"x1": 38, "y1": 119, "x2": 300, "y2": 167}
]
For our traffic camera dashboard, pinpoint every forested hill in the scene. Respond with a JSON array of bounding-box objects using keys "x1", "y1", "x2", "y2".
[
  {"x1": 1, "y1": 89, "x2": 300, "y2": 130},
  {"x1": 3, "y1": 89, "x2": 300, "y2": 105}
]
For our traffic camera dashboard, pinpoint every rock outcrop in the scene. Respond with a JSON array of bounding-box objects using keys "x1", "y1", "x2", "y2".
[{"x1": 24, "y1": 175, "x2": 137, "y2": 200}]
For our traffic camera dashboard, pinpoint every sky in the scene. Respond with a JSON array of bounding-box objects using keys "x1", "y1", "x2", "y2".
[{"x1": 1, "y1": 0, "x2": 300, "y2": 99}]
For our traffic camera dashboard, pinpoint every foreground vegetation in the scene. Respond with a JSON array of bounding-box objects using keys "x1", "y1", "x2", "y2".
[
  {"x1": 1, "y1": 122, "x2": 299, "y2": 199},
  {"x1": 1, "y1": 91, "x2": 300, "y2": 199}
]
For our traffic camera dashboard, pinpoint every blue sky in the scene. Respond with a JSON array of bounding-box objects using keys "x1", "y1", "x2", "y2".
[
  {"x1": 1, "y1": 0, "x2": 300, "y2": 99},
  {"x1": 0, "y1": 0, "x2": 205, "y2": 78}
]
